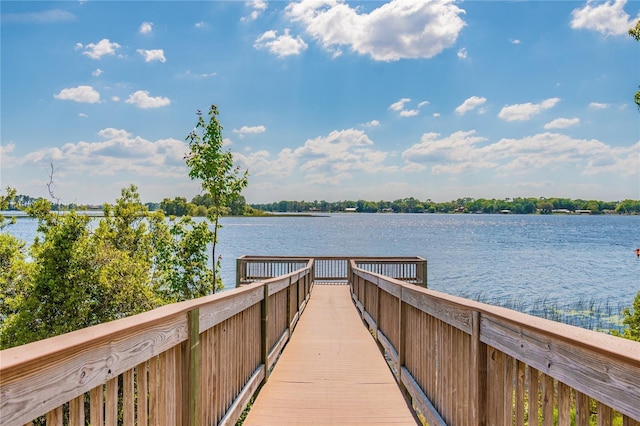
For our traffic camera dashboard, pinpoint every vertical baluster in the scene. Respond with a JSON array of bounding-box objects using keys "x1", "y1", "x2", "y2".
[
  {"x1": 69, "y1": 395, "x2": 84, "y2": 426},
  {"x1": 597, "y1": 402, "x2": 613, "y2": 426},
  {"x1": 45, "y1": 407, "x2": 62, "y2": 426},
  {"x1": 528, "y1": 367, "x2": 539, "y2": 426},
  {"x1": 105, "y1": 377, "x2": 118, "y2": 426},
  {"x1": 90, "y1": 384, "x2": 104, "y2": 426},
  {"x1": 515, "y1": 360, "x2": 526, "y2": 426},
  {"x1": 136, "y1": 362, "x2": 148, "y2": 425},
  {"x1": 122, "y1": 369, "x2": 134, "y2": 425},
  {"x1": 558, "y1": 382, "x2": 571, "y2": 426},
  {"x1": 575, "y1": 391, "x2": 589, "y2": 426},
  {"x1": 541, "y1": 373, "x2": 554, "y2": 426}
]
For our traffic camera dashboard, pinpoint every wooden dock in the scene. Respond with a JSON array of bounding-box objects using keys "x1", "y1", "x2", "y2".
[{"x1": 243, "y1": 284, "x2": 419, "y2": 425}]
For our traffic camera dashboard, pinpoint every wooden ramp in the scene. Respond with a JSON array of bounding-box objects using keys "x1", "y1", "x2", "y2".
[{"x1": 243, "y1": 285, "x2": 418, "y2": 425}]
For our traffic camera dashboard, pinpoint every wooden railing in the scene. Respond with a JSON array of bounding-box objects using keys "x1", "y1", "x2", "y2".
[
  {"x1": 4, "y1": 255, "x2": 637, "y2": 426},
  {"x1": 350, "y1": 261, "x2": 640, "y2": 426},
  {"x1": 0, "y1": 261, "x2": 313, "y2": 426},
  {"x1": 237, "y1": 255, "x2": 427, "y2": 286}
]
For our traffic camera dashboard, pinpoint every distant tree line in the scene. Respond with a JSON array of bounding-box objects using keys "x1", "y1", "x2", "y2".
[
  {"x1": 251, "y1": 197, "x2": 640, "y2": 215},
  {"x1": 159, "y1": 194, "x2": 264, "y2": 217},
  {"x1": 5, "y1": 193, "x2": 264, "y2": 217}
]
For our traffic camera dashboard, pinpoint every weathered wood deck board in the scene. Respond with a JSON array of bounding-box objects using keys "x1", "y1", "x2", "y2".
[{"x1": 243, "y1": 285, "x2": 418, "y2": 425}]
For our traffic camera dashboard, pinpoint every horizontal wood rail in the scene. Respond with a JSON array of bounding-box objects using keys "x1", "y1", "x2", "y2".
[
  {"x1": 349, "y1": 261, "x2": 640, "y2": 426},
  {"x1": 237, "y1": 255, "x2": 427, "y2": 287},
  {"x1": 0, "y1": 260, "x2": 313, "y2": 426}
]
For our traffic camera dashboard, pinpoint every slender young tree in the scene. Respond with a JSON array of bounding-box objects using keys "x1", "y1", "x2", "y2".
[
  {"x1": 630, "y1": 19, "x2": 640, "y2": 110},
  {"x1": 185, "y1": 105, "x2": 248, "y2": 292}
]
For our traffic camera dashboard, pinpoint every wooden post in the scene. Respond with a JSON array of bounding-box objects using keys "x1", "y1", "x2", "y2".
[
  {"x1": 236, "y1": 258, "x2": 242, "y2": 287},
  {"x1": 287, "y1": 277, "x2": 292, "y2": 338},
  {"x1": 262, "y1": 283, "x2": 270, "y2": 382},
  {"x1": 422, "y1": 259, "x2": 428, "y2": 288},
  {"x1": 375, "y1": 276, "x2": 381, "y2": 330},
  {"x1": 182, "y1": 308, "x2": 200, "y2": 426},
  {"x1": 398, "y1": 287, "x2": 406, "y2": 386},
  {"x1": 471, "y1": 311, "x2": 486, "y2": 426}
]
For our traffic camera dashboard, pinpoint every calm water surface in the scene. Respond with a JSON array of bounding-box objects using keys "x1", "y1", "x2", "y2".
[{"x1": 6, "y1": 213, "x2": 640, "y2": 308}]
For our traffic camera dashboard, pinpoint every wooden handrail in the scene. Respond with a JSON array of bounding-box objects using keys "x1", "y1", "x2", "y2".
[
  {"x1": 0, "y1": 262, "x2": 313, "y2": 426},
  {"x1": 349, "y1": 261, "x2": 640, "y2": 425}
]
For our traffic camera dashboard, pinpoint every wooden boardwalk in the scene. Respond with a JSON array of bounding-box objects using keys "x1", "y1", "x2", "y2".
[{"x1": 243, "y1": 285, "x2": 419, "y2": 425}]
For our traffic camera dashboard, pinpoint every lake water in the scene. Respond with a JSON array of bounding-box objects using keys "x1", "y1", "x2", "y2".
[{"x1": 5, "y1": 213, "x2": 640, "y2": 328}]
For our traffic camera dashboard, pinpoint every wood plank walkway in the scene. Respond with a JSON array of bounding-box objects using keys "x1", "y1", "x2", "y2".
[{"x1": 243, "y1": 285, "x2": 419, "y2": 425}]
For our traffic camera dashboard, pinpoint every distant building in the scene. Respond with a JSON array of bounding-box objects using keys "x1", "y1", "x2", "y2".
[
  {"x1": 500, "y1": 209, "x2": 511, "y2": 214},
  {"x1": 575, "y1": 210, "x2": 592, "y2": 215},
  {"x1": 345, "y1": 207, "x2": 357, "y2": 212}
]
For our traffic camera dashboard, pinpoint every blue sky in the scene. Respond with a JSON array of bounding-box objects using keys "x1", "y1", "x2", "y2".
[{"x1": 1, "y1": 0, "x2": 639, "y2": 205}]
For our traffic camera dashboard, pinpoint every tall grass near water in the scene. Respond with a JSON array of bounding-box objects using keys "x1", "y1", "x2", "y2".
[{"x1": 457, "y1": 292, "x2": 626, "y2": 334}]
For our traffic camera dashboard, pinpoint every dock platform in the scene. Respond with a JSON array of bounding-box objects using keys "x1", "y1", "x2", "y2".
[{"x1": 243, "y1": 284, "x2": 418, "y2": 425}]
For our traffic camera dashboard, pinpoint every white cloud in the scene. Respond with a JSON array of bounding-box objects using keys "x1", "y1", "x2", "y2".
[
  {"x1": 433, "y1": 113, "x2": 441, "y2": 117},
  {"x1": 589, "y1": 102, "x2": 610, "y2": 109},
  {"x1": 242, "y1": 0, "x2": 268, "y2": 21},
  {"x1": 137, "y1": 48, "x2": 166, "y2": 63},
  {"x1": 400, "y1": 109, "x2": 419, "y2": 117},
  {"x1": 292, "y1": 129, "x2": 396, "y2": 180},
  {"x1": 544, "y1": 117, "x2": 580, "y2": 129},
  {"x1": 389, "y1": 98, "x2": 419, "y2": 117},
  {"x1": 498, "y1": 98, "x2": 560, "y2": 121},
  {"x1": 111, "y1": 96, "x2": 120, "y2": 102},
  {"x1": 402, "y1": 130, "x2": 492, "y2": 173},
  {"x1": 254, "y1": 29, "x2": 308, "y2": 58},
  {"x1": 233, "y1": 125, "x2": 267, "y2": 138},
  {"x1": 79, "y1": 113, "x2": 88, "y2": 118},
  {"x1": 571, "y1": 0, "x2": 637, "y2": 36},
  {"x1": 139, "y1": 21, "x2": 153, "y2": 34},
  {"x1": 418, "y1": 101, "x2": 430, "y2": 108},
  {"x1": 80, "y1": 38, "x2": 121, "y2": 60},
  {"x1": 455, "y1": 96, "x2": 487, "y2": 115},
  {"x1": 0, "y1": 142, "x2": 16, "y2": 159},
  {"x1": 509, "y1": 38, "x2": 521, "y2": 44},
  {"x1": 124, "y1": 91, "x2": 170, "y2": 109},
  {"x1": 54, "y1": 85, "x2": 101, "y2": 103},
  {"x1": 457, "y1": 47, "x2": 468, "y2": 59},
  {"x1": 183, "y1": 70, "x2": 217, "y2": 79},
  {"x1": 389, "y1": 98, "x2": 411, "y2": 111},
  {"x1": 363, "y1": 120, "x2": 380, "y2": 127},
  {"x1": 285, "y1": 0, "x2": 466, "y2": 61},
  {"x1": 195, "y1": 21, "x2": 206, "y2": 28},
  {"x1": 92, "y1": 68, "x2": 103, "y2": 77},
  {"x1": 401, "y1": 130, "x2": 638, "y2": 177},
  {"x1": 98, "y1": 128, "x2": 131, "y2": 139},
  {"x1": 16, "y1": 129, "x2": 189, "y2": 178},
  {"x1": 240, "y1": 128, "x2": 400, "y2": 184},
  {"x1": 235, "y1": 149, "x2": 297, "y2": 178}
]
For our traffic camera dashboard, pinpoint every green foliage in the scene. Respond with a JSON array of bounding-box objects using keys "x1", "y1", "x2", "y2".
[
  {"x1": 0, "y1": 187, "x2": 18, "y2": 229},
  {"x1": 0, "y1": 185, "x2": 217, "y2": 349},
  {"x1": 615, "y1": 291, "x2": 640, "y2": 341},
  {"x1": 160, "y1": 196, "x2": 190, "y2": 216},
  {"x1": 154, "y1": 216, "x2": 216, "y2": 301},
  {"x1": 0, "y1": 233, "x2": 32, "y2": 322},
  {"x1": 185, "y1": 104, "x2": 248, "y2": 292}
]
